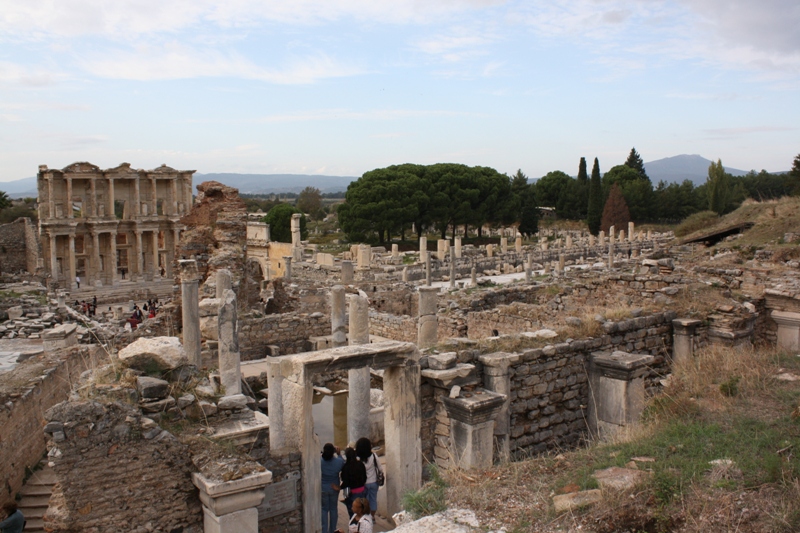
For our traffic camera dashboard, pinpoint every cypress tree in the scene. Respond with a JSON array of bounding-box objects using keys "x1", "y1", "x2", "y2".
[
  {"x1": 587, "y1": 157, "x2": 603, "y2": 235},
  {"x1": 600, "y1": 183, "x2": 631, "y2": 234},
  {"x1": 576, "y1": 157, "x2": 588, "y2": 218},
  {"x1": 624, "y1": 147, "x2": 649, "y2": 181}
]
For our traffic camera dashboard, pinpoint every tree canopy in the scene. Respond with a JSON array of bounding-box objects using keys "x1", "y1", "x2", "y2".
[
  {"x1": 624, "y1": 147, "x2": 649, "y2": 181},
  {"x1": 264, "y1": 203, "x2": 307, "y2": 243},
  {"x1": 600, "y1": 183, "x2": 631, "y2": 234},
  {"x1": 296, "y1": 186, "x2": 323, "y2": 218},
  {"x1": 586, "y1": 158, "x2": 603, "y2": 235}
]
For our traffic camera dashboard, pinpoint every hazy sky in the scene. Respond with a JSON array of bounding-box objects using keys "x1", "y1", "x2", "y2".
[{"x1": 1, "y1": 0, "x2": 798, "y2": 182}]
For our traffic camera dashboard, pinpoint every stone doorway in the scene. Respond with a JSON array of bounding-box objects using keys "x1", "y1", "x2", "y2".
[{"x1": 267, "y1": 340, "x2": 422, "y2": 533}]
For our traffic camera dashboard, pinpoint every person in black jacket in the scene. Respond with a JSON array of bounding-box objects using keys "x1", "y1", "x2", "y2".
[
  {"x1": 0, "y1": 502, "x2": 24, "y2": 533},
  {"x1": 336, "y1": 447, "x2": 366, "y2": 518}
]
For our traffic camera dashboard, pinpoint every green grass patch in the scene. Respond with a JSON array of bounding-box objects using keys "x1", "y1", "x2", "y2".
[
  {"x1": 675, "y1": 210, "x2": 719, "y2": 238},
  {"x1": 402, "y1": 465, "x2": 448, "y2": 518}
]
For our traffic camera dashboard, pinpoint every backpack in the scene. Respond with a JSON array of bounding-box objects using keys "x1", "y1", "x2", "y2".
[{"x1": 373, "y1": 453, "x2": 385, "y2": 487}]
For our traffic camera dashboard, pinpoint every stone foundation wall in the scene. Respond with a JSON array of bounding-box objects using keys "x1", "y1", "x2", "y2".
[
  {"x1": 369, "y1": 311, "x2": 417, "y2": 342},
  {"x1": 0, "y1": 345, "x2": 97, "y2": 507},
  {"x1": 44, "y1": 400, "x2": 202, "y2": 533},
  {"x1": 240, "y1": 312, "x2": 331, "y2": 359},
  {"x1": 0, "y1": 217, "x2": 38, "y2": 275},
  {"x1": 419, "y1": 311, "x2": 676, "y2": 463},
  {"x1": 248, "y1": 439, "x2": 303, "y2": 533}
]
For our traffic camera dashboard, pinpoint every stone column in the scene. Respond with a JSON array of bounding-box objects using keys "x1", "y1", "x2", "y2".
[
  {"x1": 150, "y1": 177, "x2": 158, "y2": 215},
  {"x1": 486, "y1": 244, "x2": 493, "y2": 257},
  {"x1": 68, "y1": 235, "x2": 77, "y2": 289},
  {"x1": 108, "y1": 178, "x2": 115, "y2": 219},
  {"x1": 216, "y1": 268, "x2": 232, "y2": 299},
  {"x1": 348, "y1": 294, "x2": 371, "y2": 444},
  {"x1": 392, "y1": 244, "x2": 399, "y2": 262},
  {"x1": 619, "y1": 230, "x2": 625, "y2": 242},
  {"x1": 135, "y1": 230, "x2": 144, "y2": 280},
  {"x1": 47, "y1": 177, "x2": 54, "y2": 219},
  {"x1": 66, "y1": 178, "x2": 73, "y2": 218},
  {"x1": 588, "y1": 351, "x2": 653, "y2": 437},
  {"x1": 449, "y1": 247, "x2": 456, "y2": 289},
  {"x1": 628, "y1": 222, "x2": 634, "y2": 242},
  {"x1": 609, "y1": 226, "x2": 615, "y2": 245},
  {"x1": 672, "y1": 318, "x2": 701, "y2": 365},
  {"x1": 218, "y1": 287, "x2": 241, "y2": 396},
  {"x1": 134, "y1": 178, "x2": 141, "y2": 216},
  {"x1": 290, "y1": 213, "x2": 301, "y2": 249},
  {"x1": 608, "y1": 244, "x2": 614, "y2": 270},
  {"x1": 331, "y1": 285, "x2": 347, "y2": 347},
  {"x1": 525, "y1": 253, "x2": 532, "y2": 283},
  {"x1": 49, "y1": 233, "x2": 58, "y2": 283},
  {"x1": 92, "y1": 231, "x2": 101, "y2": 286},
  {"x1": 109, "y1": 231, "x2": 118, "y2": 285},
  {"x1": 341, "y1": 260, "x2": 354, "y2": 283},
  {"x1": 647, "y1": 230, "x2": 652, "y2": 241},
  {"x1": 357, "y1": 244, "x2": 370, "y2": 269},
  {"x1": 89, "y1": 179, "x2": 97, "y2": 217},
  {"x1": 470, "y1": 266, "x2": 477, "y2": 286},
  {"x1": 772, "y1": 311, "x2": 800, "y2": 352},
  {"x1": 454, "y1": 236, "x2": 462, "y2": 258},
  {"x1": 417, "y1": 287, "x2": 438, "y2": 350},
  {"x1": 558, "y1": 254, "x2": 565, "y2": 274},
  {"x1": 419, "y1": 236, "x2": 427, "y2": 262},
  {"x1": 442, "y1": 390, "x2": 506, "y2": 469},
  {"x1": 598, "y1": 230, "x2": 605, "y2": 246},
  {"x1": 566, "y1": 235, "x2": 573, "y2": 248},
  {"x1": 402, "y1": 267, "x2": 408, "y2": 282},
  {"x1": 171, "y1": 179, "x2": 178, "y2": 215},
  {"x1": 192, "y1": 472, "x2": 273, "y2": 533},
  {"x1": 152, "y1": 230, "x2": 160, "y2": 278},
  {"x1": 437, "y1": 239, "x2": 447, "y2": 261},
  {"x1": 425, "y1": 252, "x2": 432, "y2": 286},
  {"x1": 173, "y1": 228, "x2": 181, "y2": 255},
  {"x1": 638, "y1": 231, "x2": 643, "y2": 242},
  {"x1": 283, "y1": 256, "x2": 292, "y2": 280},
  {"x1": 479, "y1": 352, "x2": 518, "y2": 462},
  {"x1": 500, "y1": 237, "x2": 508, "y2": 254},
  {"x1": 541, "y1": 241, "x2": 548, "y2": 251},
  {"x1": 515, "y1": 235, "x2": 522, "y2": 253},
  {"x1": 180, "y1": 260, "x2": 202, "y2": 367},
  {"x1": 383, "y1": 359, "x2": 422, "y2": 516}
]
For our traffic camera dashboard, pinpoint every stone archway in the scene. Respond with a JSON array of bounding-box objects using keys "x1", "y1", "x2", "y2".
[{"x1": 267, "y1": 341, "x2": 422, "y2": 533}]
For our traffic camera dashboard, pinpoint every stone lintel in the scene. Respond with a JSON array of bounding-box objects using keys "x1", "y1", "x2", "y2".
[
  {"x1": 442, "y1": 390, "x2": 506, "y2": 425},
  {"x1": 421, "y1": 363, "x2": 477, "y2": 388},
  {"x1": 672, "y1": 318, "x2": 702, "y2": 335},
  {"x1": 275, "y1": 340, "x2": 418, "y2": 376},
  {"x1": 193, "y1": 471, "x2": 273, "y2": 516},
  {"x1": 772, "y1": 310, "x2": 800, "y2": 326},
  {"x1": 478, "y1": 352, "x2": 520, "y2": 373},
  {"x1": 591, "y1": 351, "x2": 653, "y2": 380}
]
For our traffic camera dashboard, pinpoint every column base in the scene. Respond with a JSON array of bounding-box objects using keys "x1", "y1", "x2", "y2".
[{"x1": 203, "y1": 506, "x2": 258, "y2": 533}]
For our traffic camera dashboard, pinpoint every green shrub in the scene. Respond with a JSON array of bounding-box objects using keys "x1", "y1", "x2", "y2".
[{"x1": 402, "y1": 465, "x2": 447, "y2": 518}]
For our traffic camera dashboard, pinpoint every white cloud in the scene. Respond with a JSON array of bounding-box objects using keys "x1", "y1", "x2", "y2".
[
  {"x1": 256, "y1": 108, "x2": 474, "y2": 123},
  {"x1": 0, "y1": 61, "x2": 65, "y2": 86},
  {"x1": 79, "y1": 44, "x2": 362, "y2": 84}
]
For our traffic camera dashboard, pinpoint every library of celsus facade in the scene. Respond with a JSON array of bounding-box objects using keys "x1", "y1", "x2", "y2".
[{"x1": 38, "y1": 162, "x2": 195, "y2": 289}]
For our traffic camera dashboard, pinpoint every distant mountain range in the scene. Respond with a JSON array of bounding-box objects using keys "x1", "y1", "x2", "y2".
[
  {"x1": 0, "y1": 155, "x2": 783, "y2": 198},
  {"x1": 643, "y1": 154, "x2": 749, "y2": 186}
]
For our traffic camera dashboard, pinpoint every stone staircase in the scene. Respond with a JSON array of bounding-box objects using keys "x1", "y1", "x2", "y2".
[
  {"x1": 17, "y1": 463, "x2": 56, "y2": 532},
  {"x1": 68, "y1": 279, "x2": 176, "y2": 305}
]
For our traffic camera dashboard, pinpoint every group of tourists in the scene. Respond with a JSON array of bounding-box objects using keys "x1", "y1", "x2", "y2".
[
  {"x1": 74, "y1": 295, "x2": 98, "y2": 317},
  {"x1": 320, "y1": 437, "x2": 384, "y2": 533},
  {"x1": 127, "y1": 299, "x2": 159, "y2": 329}
]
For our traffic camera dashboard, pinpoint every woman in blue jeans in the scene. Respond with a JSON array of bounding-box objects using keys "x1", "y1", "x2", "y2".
[
  {"x1": 355, "y1": 437, "x2": 382, "y2": 519},
  {"x1": 320, "y1": 443, "x2": 344, "y2": 533}
]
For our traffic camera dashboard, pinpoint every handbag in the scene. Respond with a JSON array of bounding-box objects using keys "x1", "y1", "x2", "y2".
[
  {"x1": 373, "y1": 453, "x2": 385, "y2": 487},
  {"x1": 342, "y1": 486, "x2": 351, "y2": 499}
]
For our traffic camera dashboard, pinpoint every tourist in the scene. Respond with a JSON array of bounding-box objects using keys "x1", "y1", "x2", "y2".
[
  {"x1": 75, "y1": 275, "x2": 80, "y2": 289},
  {"x1": 0, "y1": 502, "x2": 24, "y2": 533},
  {"x1": 335, "y1": 497, "x2": 372, "y2": 533},
  {"x1": 338, "y1": 447, "x2": 366, "y2": 518},
  {"x1": 320, "y1": 443, "x2": 344, "y2": 533},
  {"x1": 355, "y1": 437, "x2": 382, "y2": 519},
  {"x1": 133, "y1": 305, "x2": 144, "y2": 322}
]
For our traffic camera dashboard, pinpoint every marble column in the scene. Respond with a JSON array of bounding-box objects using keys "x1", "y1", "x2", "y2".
[
  {"x1": 672, "y1": 318, "x2": 701, "y2": 364},
  {"x1": 628, "y1": 222, "x2": 635, "y2": 242},
  {"x1": 170, "y1": 179, "x2": 178, "y2": 215},
  {"x1": 419, "y1": 236, "x2": 427, "y2": 262},
  {"x1": 150, "y1": 178, "x2": 158, "y2": 216},
  {"x1": 449, "y1": 247, "x2": 456, "y2": 289},
  {"x1": 599, "y1": 231, "x2": 605, "y2": 246},
  {"x1": 392, "y1": 244, "x2": 399, "y2": 262},
  {"x1": 619, "y1": 230, "x2": 625, "y2": 242},
  {"x1": 134, "y1": 178, "x2": 141, "y2": 216},
  {"x1": 437, "y1": 239, "x2": 447, "y2": 261},
  {"x1": 341, "y1": 260, "x2": 354, "y2": 283},
  {"x1": 92, "y1": 231, "x2": 101, "y2": 286},
  {"x1": 515, "y1": 235, "x2": 522, "y2": 253},
  {"x1": 417, "y1": 287, "x2": 438, "y2": 350},
  {"x1": 291, "y1": 213, "x2": 302, "y2": 249},
  {"x1": 566, "y1": 235, "x2": 573, "y2": 248},
  {"x1": 772, "y1": 311, "x2": 800, "y2": 352},
  {"x1": 66, "y1": 178, "x2": 73, "y2": 219},
  {"x1": 558, "y1": 254, "x2": 565, "y2": 274},
  {"x1": 68, "y1": 235, "x2": 77, "y2": 289},
  {"x1": 109, "y1": 231, "x2": 118, "y2": 285},
  {"x1": 331, "y1": 285, "x2": 347, "y2": 348},
  {"x1": 217, "y1": 268, "x2": 232, "y2": 299},
  {"x1": 283, "y1": 256, "x2": 292, "y2": 280},
  {"x1": 486, "y1": 244, "x2": 493, "y2": 257},
  {"x1": 108, "y1": 178, "x2": 115, "y2": 219},
  {"x1": 218, "y1": 287, "x2": 241, "y2": 396},
  {"x1": 152, "y1": 230, "x2": 160, "y2": 277},
  {"x1": 49, "y1": 233, "x2": 58, "y2": 283},
  {"x1": 589, "y1": 234, "x2": 596, "y2": 246},
  {"x1": 180, "y1": 260, "x2": 202, "y2": 367},
  {"x1": 454, "y1": 236, "x2": 462, "y2": 258},
  {"x1": 425, "y1": 252, "x2": 432, "y2": 286},
  {"x1": 609, "y1": 226, "x2": 615, "y2": 245},
  {"x1": 90, "y1": 179, "x2": 97, "y2": 217},
  {"x1": 135, "y1": 230, "x2": 144, "y2": 280},
  {"x1": 479, "y1": 352, "x2": 517, "y2": 462},
  {"x1": 500, "y1": 237, "x2": 508, "y2": 254},
  {"x1": 47, "y1": 177, "x2": 54, "y2": 219},
  {"x1": 348, "y1": 294, "x2": 371, "y2": 444},
  {"x1": 525, "y1": 253, "x2": 532, "y2": 283},
  {"x1": 608, "y1": 244, "x2": 614, "y2": 270}
]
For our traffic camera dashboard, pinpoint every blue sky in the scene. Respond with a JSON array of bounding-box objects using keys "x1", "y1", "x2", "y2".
[{"x1": 1, "y1": 0, "x2": 798, "y2": 182}]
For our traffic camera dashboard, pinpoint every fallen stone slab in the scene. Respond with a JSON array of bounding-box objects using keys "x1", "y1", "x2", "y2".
[
  {"x1": 119, "y1": 336, "x2": 188, "y2": 372},
  {"x1": 137, "y1": 376, "x2": 170, "y2": 399},
  {"x1": 553, "y1": 489, "x2": 603, "y2": 513},
  {"x1": 393, "y1": 509, "x2": 481, "y2": 532},
  {"x1": 593, "y1": 466, "x2": 651, "y2": 491}
]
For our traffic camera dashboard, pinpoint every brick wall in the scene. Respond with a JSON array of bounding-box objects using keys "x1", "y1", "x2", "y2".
[{"x1": 0, "y1": 345, "x2": 97, "y2": 507}]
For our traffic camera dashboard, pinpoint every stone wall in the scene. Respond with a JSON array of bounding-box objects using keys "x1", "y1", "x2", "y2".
[
  {"x1": 0, "y1": 345, "x2": 98, "y2": 507},
  {"x1": 43, "y1": 400, "x2": 202, "y2": 533},
  {"x1": 369, "y1": 311, "x2": 417, "y2": 342},
  {"x1": 239, "y1": 312, "x2": 331, "y2": 359},
  {"x1": 0, "y1": 217, "x2": 39, "y2": 275},
  {"x1": 419, "y1": 311, "x2": 676, "y2": 463},
  {"x1": 248, "y1": 438, "x2": 304, "y2": 533}
]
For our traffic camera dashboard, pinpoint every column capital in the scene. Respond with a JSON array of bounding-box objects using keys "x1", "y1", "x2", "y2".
[
  {"x1": 772, "y1": 310, "x2": 800, "y2": 327},
  {"x1": 672, "y1": 318, "x2": 702, "y2": 335}
]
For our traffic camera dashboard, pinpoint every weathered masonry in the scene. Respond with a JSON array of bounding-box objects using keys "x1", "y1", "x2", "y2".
[{"x1": 37, "y1": 162, "x2": 195, "y2": 288}]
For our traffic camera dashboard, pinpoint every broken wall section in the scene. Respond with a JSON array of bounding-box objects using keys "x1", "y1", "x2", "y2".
[{"x1": 0, "y1": 217, "x2": 40, "y2": 277}]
